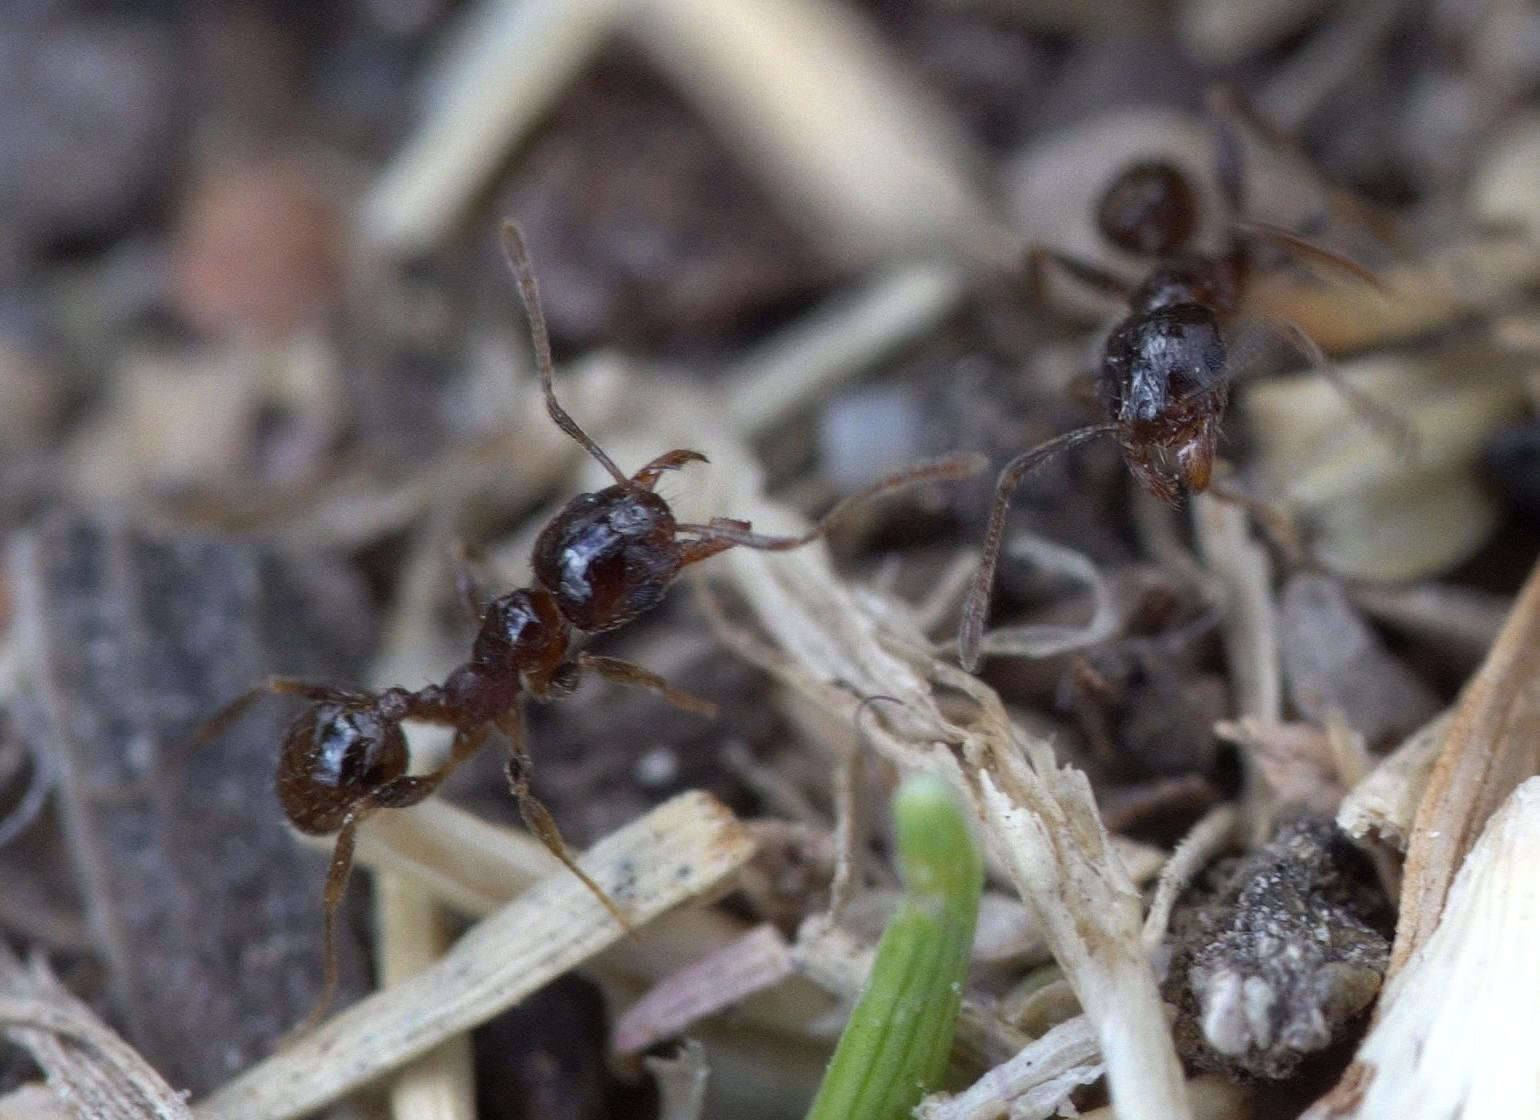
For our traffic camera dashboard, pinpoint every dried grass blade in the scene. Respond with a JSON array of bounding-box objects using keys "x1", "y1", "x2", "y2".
[
  {"x1": 375, "y1": 877, "x2": 474, "y2": 1120},
  {"x1": 915, "y1": 1014, "x2": 1102, "y2": 1120},
  {"x1": 626, "y1": 0, "x2": 1007, "y2": 266},
  {"x1": 975, "y1": 749, "x2": 1192, "y2": 1120},
  {"x1": 195, "y1": 791, "x2": 755, "y2": 1120},
  {"x1": 0, "y1": 945, "x2": 191, "y2": 1120},
  {"x1": 1337, "y1": 710, "x2": 1451, "y2": 851},
  {"x1": 612, "y1": 923, "x2": 795, "y2": 1056},
  {"x1": 1388, "y1": 556, "x2": 1540, "y2": 978},
  {"x1": 644, "y1": 1039, "x2": 710, "y2": 1120}
]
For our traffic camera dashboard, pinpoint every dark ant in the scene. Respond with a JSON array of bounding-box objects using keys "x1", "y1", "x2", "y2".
[
  {"x1": 958, "y1": 135, "x2": 1411, "y2": 672},
  {"x1": 199, "y1": 222, "x2": 981, "y2": 1032}
]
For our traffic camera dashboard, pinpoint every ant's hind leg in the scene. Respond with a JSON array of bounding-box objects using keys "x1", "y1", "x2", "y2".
[
  {"x1": 576, "y1": 653, "x2": 719, "y2": 718},
  {"x1": 371, "y1": 725, "x2": 494, "y2": 809},
  {"x1": 193, "y1": 678, "x2": 372, "y2": 747},
  {"x1": 632, "y1": 450, "x2": 709, "y2": 491},
  {"x1": 499, "y1": 710, "x2": 631, "y2": 929}
]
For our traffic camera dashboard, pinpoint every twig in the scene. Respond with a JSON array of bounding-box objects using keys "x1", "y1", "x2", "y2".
[{"x1": 196, "y1": 791, "x2": 756, "y2": 1120}]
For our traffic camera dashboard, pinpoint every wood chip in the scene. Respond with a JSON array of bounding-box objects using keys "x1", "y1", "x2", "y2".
[
  {"x1": 195, "y1": 791, "x2": 756, "y2": 1120},
  {"x1": 1305, "y1": 778, "x2": 1540, "y2": 1119},
  {"x1": 1388, "y1": 556, "x2": 1540, "y2": 978}
]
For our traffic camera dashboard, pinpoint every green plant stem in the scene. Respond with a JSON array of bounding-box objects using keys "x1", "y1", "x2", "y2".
[{"x1": 806, "y1": 774, "x2": 983, "y2": 1120}]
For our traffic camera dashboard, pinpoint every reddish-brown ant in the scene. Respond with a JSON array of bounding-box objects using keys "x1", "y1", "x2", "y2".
[
  {"x1": 957, "y1": 133, "x2": 1410, "y2": 672},
  {"x1": 200, "y1": 222, "x2": 981, "y2": 1031}
]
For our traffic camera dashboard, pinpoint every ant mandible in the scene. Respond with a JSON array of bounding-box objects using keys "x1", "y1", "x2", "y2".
[
  {"x1": 200, "y1": 222, "x2": 982, "y2": 1031},
  {"x1": 957, "y1": 128, "x2": 1410, "y2": 672}
]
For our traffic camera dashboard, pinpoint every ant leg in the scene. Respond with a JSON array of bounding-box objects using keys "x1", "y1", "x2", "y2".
[
  {"x1": 1026, "y1": 245, "x2": 1134, "y2": 305},
  {"x1": 631, "y1": 450, "x2": 709, "y2": 491},
  {"x1": 957, "y1": 425, "x2": 1120, "y2": 672},
  {"x1": 1247, "y1": 317, "x2": 1417, "y2": 455},
  {"x1": 193, "y1": 678, "x2": 372, "y2": 746},
  {"x1": 372, "y1": 725, "x2": 494, "y2": 809},
  {"x1": 290, "y1": 802, "x2": 372, "y2": 1036},
  {"x1": 1207, "y1": 476, "x2": 1306, "y2": 567},
  {"x1": 674, "y1": 452, "x2": 987, "y2": 555},
  {"x1": 499, "y1": 708, "x2": 631, "y2": 929},
  {"x1": 499, "y1": 222, "x2": 631, "y2": 489},
  {"x1": 575, "y1": 653, "x2": 719, "y2": 718}
]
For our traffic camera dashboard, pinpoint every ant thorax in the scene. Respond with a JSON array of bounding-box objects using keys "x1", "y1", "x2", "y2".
[
  {"x1": 471, "y1": 588, "x2": 568, "y2": 673},
  {"x1": 1129, "y1": 255, "x2": 1239, "y2": 315},
  {"x1": 278, "y1": 703, "x2": 408, "y2": 834},
  {"x1": 533, "y1": 484, "x2": 682, "y2": 632}
]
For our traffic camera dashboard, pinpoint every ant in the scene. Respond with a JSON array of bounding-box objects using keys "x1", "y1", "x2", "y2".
[
  {"x1": 957, "y1": 117, "x2": 1412, "y2": 672},
  {"x1": 199, "y1": 222, "x2": 981, "y2": 1032}
]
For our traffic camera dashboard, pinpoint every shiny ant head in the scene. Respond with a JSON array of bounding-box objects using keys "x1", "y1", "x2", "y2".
[
  {"x1": 532, "y1": 484, "x2": 680, "y2": 633},
  {"x1": 1101, "y1": 303, "x2": 1227, "y2": 498},
  {"x1": 1096, "y1": 161, "x2": 1197, "y2": 258},
  {"x1": 276, "y1": 700, "x2": 409, "y2": 835}
]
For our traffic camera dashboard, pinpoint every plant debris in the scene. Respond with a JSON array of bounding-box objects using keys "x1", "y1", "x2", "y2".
[{"x1": 1162, "y1": 814, "x2": 1390, "y2": 1080}]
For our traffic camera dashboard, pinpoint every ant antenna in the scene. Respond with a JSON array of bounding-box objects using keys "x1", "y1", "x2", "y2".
[
  {"x1": 958, "y1": 424, "x2": 1119, "y2": 672},
  {"x1": 674, "y1": 453, "x2": 987, "y2": 551},
  {"x1": 500, "y1": 221, "x2": 632, "y2": 489}
]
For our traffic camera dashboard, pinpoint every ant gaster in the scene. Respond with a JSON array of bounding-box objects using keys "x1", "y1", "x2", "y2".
[
  {"x1": 200, "y1": 222, "x2": 982, "y2": 1031},
  {"x1": 957, "y1": 152, "x2": 1408, "y2": 672}
]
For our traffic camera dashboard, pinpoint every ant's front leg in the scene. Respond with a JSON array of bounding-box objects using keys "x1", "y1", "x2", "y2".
[
  {"x1": 194, "y1": 677, "x2": 374, "y2": 747},
  {"x1": 631, "y1": 449, "x2": 709, "y2": 491},
  {"x1": 497, "y1": 707, "x2": 630, "y2": 929},
  {"x1": 958, "y1": 427, "x2": 1119, "y2": 672},
  {"x1": 576, "y1": 652, "x2": 718, "y2": 717}
]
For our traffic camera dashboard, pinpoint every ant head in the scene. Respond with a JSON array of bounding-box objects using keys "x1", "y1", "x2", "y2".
[
  {"x1": 1101, "y1": 303, "x2": 1226, "y2": 428},
  {"x1": 1096, "y1": 161, "x2": 1197, "y2": 258},
  {"x1": 277, "y1": 702, "x2": 409, "y2": 834},
  {"x1": 532, "y1": 484, "x2": 681, "y2": 633}
]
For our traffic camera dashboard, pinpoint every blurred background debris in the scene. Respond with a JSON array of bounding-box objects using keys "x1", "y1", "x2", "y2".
[{"x1": 1, "y1": 0, "x2": 1537, "y2": 1118}]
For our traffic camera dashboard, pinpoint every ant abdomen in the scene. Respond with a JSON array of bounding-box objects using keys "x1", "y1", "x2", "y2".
[
  {"x1": 277, "y1": 704, "x2": 409, "y2": 834},
  {"x1": 533, "y1": 485, "x2": 681, "y2": 632},
  {"x1": 1096, "y1": 160, "x2": 1197, "y2": 257}
]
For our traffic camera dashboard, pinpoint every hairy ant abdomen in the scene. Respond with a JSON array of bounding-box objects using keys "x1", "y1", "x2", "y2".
[
  {"x1": 277, "y1": 704, "x2": 409, "y2": 835},
  {"x1": 1096, "y1": 160, "x2": 1197, "y2": 257}
]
